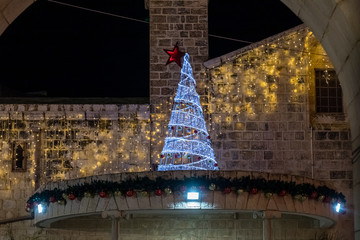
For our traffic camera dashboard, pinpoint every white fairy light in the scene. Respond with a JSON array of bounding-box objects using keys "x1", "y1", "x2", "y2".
[{"x1": 158, "y1": 53, "x2": 219, "y2": 171}]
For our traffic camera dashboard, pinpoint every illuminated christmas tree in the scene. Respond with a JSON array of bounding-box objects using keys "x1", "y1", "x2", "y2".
[{"x1": 158, "y1": 53, "x2": 218, "y2": 171}]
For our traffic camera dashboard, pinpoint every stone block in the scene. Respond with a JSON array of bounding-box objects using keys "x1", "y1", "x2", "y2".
[
  {"x1": 246, "y1": 193, "x2": 259, "y2": 210},
  {"x1": 330, "y1": 171, "x2": 346, "y2": 179},
  {"x1": 240, "y1": 151, "x2": 255, "y2": 160},
  {"x1": 200, "y1": 191, "x2": 213, "y2": 209},
  {"x1": 257, "y1": 194, "x2": 268, "y2": 210},
  {"x1": 24, "y1": 112, "x2": 44, "y2": 120},
  {"x1": 0, "y1": 190, "x2": 11, "y2": 199},
  {"x1": 213, "y1": 191, "x2": 225, "y2": 209},
  {"x1": 264, "y1": 151, "x2": 273, "y2": 160},
  {"x1": 9, "y1": 111, "x2": 22, "y2": 120},
  {"x1": 251, "y1": 141, "x2": 267, "y2": 150},
  {"x1": 225, "y1": 192, "x2": 236, "y2": 209},
  {"x1": 235, "y1": 192, "x2": 248, "y2": 209},
  {"x1": 283, "y1": 195, "x2": 296, "y2": 212},
  {"x1": 302, "y1": 198, "x2": 310, "y2": 214},
  {"x1": 3, "y1": 200, "x2": 16, "y2": 209},
  {"x1": 263, "y1": 132, "x2": 274, "y2": 140},
  {"x1": 56, "y1": 202, "x2": 65, "y2": 216},
  {"x1": 50, "y1": 202, "x2": 58, "y2": 218},
  {"x1": 126, "y1": 195, "x2": 139, "y2": 209},
  {"x1": 86, "y1": 196, "x2": 100, "y2": 212},
  {"x1": 243, "y1": 132, "x2": 253, "y2": 140},
  {"x1": 105, "y1": 197, "x2": 117, "y2": 211},
  {"x1": 152, "y1": 15, "x2": 167, "y2": 23},
  {"x1": 0, "y1": 180, "x2": 6, "y2": 190},
  {"x1": 273, "y1": 195, "x2": 287, "y2": 211},
  {"x1": 64, "y1": 200, "x2": 73, "y2": 215},
  {"x1": 266, "y1": 197, "x2": 278, "y2": 211},
  {"x1": 65, "y1": 112, "x2": 85, "y2": 120},
  {"x1": 114, "y1": 196, "x2": 129, "y2": 210},
  {"x1": 223, "y1": 141, "x2": 237, "y2": 149}
]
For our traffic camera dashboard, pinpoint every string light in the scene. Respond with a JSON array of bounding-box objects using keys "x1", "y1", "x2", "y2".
[{"x1": 206, "y1": 28, "x2": 333, "y2": 141}]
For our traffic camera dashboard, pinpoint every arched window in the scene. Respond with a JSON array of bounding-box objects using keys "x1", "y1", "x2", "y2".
[
  {"x1": 315, "y1": 69, "x2": 343, "y2": 113},
  {"x1": 12, "y1": 142, "x2": 27, "y2": 172}
]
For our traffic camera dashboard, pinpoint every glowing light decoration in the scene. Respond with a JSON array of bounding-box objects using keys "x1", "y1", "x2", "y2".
[
  {"x1": 187, "y1": 191, "x2": 199, "y2": 200},
  {"x1": 37, "y1": 204, "x2": 44, "y2": 213},
  {"x1": 158, "y1": 53, "x2": 219, "y2": 171},
  {"x1": 335, "y1": 203, "x2": 341, "y2": 213}
]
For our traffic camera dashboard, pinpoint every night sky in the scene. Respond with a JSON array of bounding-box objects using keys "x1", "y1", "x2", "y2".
[{"x1": 0, "y1": 0, "x2": 302, "y2": 99}]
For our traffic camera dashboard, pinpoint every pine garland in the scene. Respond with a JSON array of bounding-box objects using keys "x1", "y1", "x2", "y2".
[{"x1": 26, "y1": 176, "x2": 346, "y2": 212}]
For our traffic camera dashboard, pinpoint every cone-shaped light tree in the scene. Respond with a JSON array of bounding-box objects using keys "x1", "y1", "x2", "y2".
[{"x1": 158, "y1": 53, "x2": 219, "y2": 171}]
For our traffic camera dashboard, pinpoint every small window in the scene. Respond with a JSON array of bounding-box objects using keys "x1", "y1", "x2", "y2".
[
  {"x1": 315, "y1": 69, "x2": 343, "y2": 113},
  {"x1": 12, "y1": 142, "x2": 27, "y2": 172}
]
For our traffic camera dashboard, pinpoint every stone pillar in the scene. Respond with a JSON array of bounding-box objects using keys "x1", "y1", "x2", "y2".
[
  {"x1": 101, "y1": 210, "x2": 123, "y2": 240},
  {"x1": 355, "y1": 147, "x2": 360, "y2": 239},
  {"x1": 253, "y1": 211, "x2": 281, "y2": 240},
  {"x1": 111, "y1": 217, "x2": 119, "y2": 240},
  {"x1": 149, "y1": 0, "x2": 209, "y2": 166},
  {"x1": 280, "y1": 1, "x2": 360, "y2": 238}
]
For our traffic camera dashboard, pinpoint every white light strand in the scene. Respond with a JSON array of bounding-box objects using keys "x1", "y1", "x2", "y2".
[{"x1": 158, "y1": 53, "x2": 218, "y2": 171}]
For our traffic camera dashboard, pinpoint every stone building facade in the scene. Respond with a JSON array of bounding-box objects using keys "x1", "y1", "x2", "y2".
[{"x1": 0, "y1": 0, "x2": 354, "y2": 239}]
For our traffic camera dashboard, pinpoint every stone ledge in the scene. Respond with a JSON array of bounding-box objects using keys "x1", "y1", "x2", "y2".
[{"x1": 33, "y1": 171, "x2": 341, "y2": 229}]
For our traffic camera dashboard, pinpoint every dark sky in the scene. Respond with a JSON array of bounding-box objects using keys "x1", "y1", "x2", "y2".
[{"x1": 0, "y1": 0, "x2": 302, "y2": 99}]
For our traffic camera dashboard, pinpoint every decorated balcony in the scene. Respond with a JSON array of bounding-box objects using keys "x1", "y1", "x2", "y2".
[{"x1": 27, "y1": 171, "x2": 345, "y2": 239}]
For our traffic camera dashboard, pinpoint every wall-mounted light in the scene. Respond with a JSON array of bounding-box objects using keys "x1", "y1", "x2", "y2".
[
  {"x1": 186, "y1": 191, "x2": 200, "y2": 208},
  {"x1": 187, "y1": 192, "x2": 199, "y2": 200},
  {"x1": 335, "y1": 203, "x2": 341, "y2": 213},
  {"x1": 37, "y1": 204, "x2": 44, "y2": 214}
]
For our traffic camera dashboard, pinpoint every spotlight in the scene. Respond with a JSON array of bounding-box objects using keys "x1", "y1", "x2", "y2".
[
  {"x1": 186, "y1": 191, "x2": 200, "y2": 209},
  {"x1": 37, "y1": 204, "x2": 44, "y2": 214},
  {"x1": 187, "y1": 192, "x2": 199, "y2": 200}
]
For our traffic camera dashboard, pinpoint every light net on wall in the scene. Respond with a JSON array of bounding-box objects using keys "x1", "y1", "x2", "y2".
[{"x1": 158, "y1": 53, "x2": 218, "y2": 171}]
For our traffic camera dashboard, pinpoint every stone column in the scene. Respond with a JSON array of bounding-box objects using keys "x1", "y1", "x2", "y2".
[
  {"x1": 355, "y1": 147, "x2": 360, "y2": 239},
  {"x1": 149, "y1": 0, "x2": 209, "y2": 166},
  {"x1": 254, "y1": 211, "x2": 281, "y2": 240}
]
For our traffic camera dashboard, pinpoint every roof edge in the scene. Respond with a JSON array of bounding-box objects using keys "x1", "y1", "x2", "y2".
[
  {"x1": 204, "y1": 24, "x2": 308, "y2": 69},
  {"x1": 0, "y1": 97, "x2": 150, "y2": 104}
]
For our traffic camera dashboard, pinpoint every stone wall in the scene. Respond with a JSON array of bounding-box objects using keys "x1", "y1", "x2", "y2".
[
  {"x1": 0, "y1": 104, "x2": 150, "y2": 221},
  {"x1": 205, "y1": 27, "x2": 352, "y2": 180},
  {"x1": 205, "y1": 27, "x2": 353, "y2": 238},
  {"x1": 149, "y1": 0, "x2": 209, "y2": 165}
]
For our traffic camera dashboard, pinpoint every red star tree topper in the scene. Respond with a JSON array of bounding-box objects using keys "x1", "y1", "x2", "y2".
[{"x1": 164, "y1": 43, "x2": 185, "y2": 67}]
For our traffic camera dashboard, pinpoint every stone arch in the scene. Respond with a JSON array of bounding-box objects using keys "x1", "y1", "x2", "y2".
[
  {"x1": 1, "y1": 0, "x2": 359, "y2": 238},
  {"x1": 0, "y1": 0, "x2": 35, "y2": 35},
  {"x1": 280, "y1": 1, "x2": 360, "y2": 239}
]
